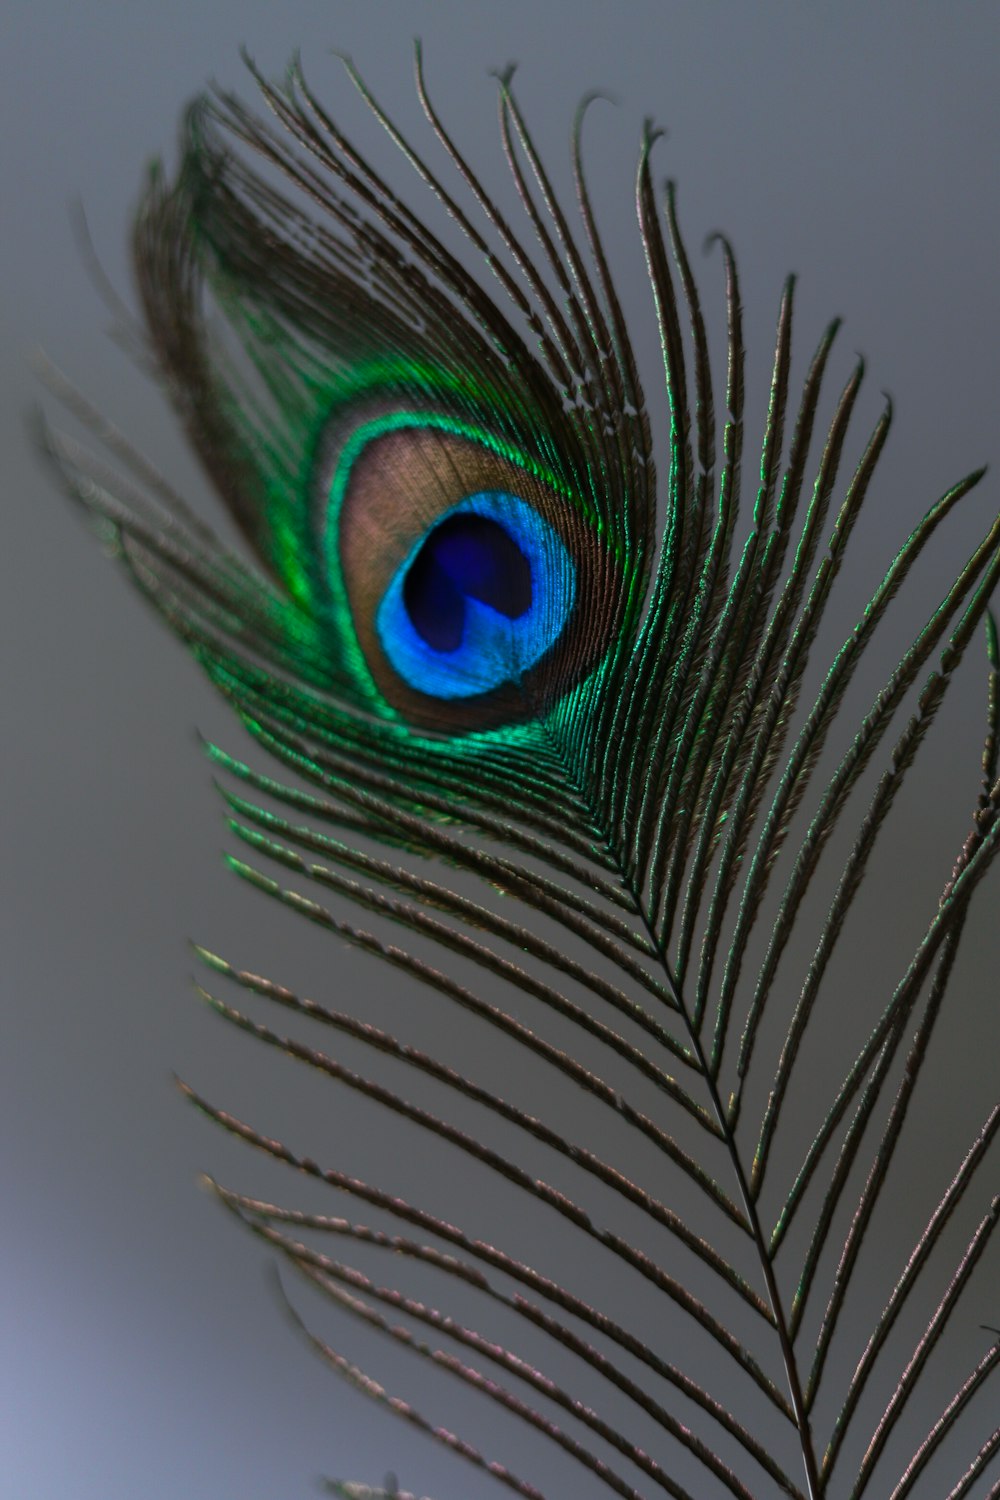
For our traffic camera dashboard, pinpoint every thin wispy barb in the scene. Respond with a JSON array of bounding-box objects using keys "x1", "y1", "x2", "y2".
[{"x1": 40, "y1": 46, "x2": 999, "y2": 1500}]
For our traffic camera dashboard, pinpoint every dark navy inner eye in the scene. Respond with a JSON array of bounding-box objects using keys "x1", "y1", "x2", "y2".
[{"x1": 403, "y1": 514, "x2": 533, "y2": 653}]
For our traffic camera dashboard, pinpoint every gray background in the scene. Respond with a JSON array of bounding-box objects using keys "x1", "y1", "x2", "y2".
[{"x1": 4, "y1": 3, "x2": 999, "y2": 1497}]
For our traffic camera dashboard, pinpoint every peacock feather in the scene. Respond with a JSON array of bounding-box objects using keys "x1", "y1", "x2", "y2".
[{"x1": 41, "y1": 49, "x2": 1000, "y2": 1500}]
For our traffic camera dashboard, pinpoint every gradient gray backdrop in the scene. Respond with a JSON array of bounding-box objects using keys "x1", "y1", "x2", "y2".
[{"x1": 4, "y1": 4, "x2": 999, "y2": 1497}]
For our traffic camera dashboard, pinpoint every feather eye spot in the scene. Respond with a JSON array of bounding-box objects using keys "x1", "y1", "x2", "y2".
[{"x1": 328, "y1": 423, "x2": 611, "y2": 730}]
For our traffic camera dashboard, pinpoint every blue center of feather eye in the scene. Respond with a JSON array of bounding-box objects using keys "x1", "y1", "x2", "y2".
[
  {"x1": 375, "y1": 491, "x2": 576, "y2": 701},
  {"x1": 403, "y1": 515, "x2": 533, "y2": 652}
]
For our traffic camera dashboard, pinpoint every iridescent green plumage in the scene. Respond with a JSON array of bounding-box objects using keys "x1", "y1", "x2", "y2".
[{"x1": 43, "y1": 49, "x2": 1000, "y2": 1500}]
